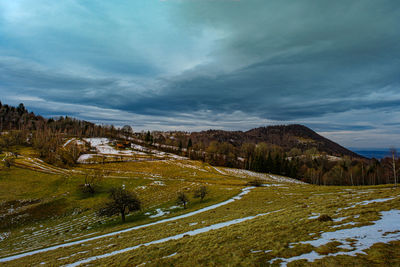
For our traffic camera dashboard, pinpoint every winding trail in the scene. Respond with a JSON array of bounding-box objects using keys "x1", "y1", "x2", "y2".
[{"x1": 0, "y1": 187, "x2": 255, "y2": 263}]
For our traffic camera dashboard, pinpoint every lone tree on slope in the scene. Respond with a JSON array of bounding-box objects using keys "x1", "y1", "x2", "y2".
[
  {"x1": 81, "y1": 169, "x2": 107, "y2": 194},
  {"x1": 98, "y1": 186, "x2": 141, "y2": 222},
  {"x1": 193, "y1": 186, "x2": 208, "y2": 202},
  {"x1": 177, "y1": 192, "x2": 189, "y2": 209},
  {"x1": 390, "y1": 147, "x2": 398, "y2": 187},
  {"x1": 3, "y1": 156, "x2": 14, "y2": 168}
]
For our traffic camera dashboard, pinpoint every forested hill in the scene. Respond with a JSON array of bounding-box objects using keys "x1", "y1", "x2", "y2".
[
  {"x1": 0, "y1": 101, "x2": 360, "y2": 158},
  {"x1": 190, "y1": 125, "x2": 361, "y2": 158},
  {"x1": 0, "y1": 102, "x2": 117, "y2": 136}
]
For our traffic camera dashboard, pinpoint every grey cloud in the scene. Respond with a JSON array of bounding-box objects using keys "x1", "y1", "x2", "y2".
[{"x1": 1, "y1": 0, "x2": 400, "y2": 147}]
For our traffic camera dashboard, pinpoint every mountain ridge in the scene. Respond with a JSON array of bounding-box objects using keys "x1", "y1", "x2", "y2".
[
  {"x1": 189, "y1": 124, "x2": 361, "y2": 158},
  {"x1": 0, "y1": 101, "x2": 360, "y2": 158}
]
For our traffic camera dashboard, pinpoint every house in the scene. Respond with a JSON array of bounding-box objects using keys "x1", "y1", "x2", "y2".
[{"x1": 116, "y1": 141, "x2": 131, "y2": 149}]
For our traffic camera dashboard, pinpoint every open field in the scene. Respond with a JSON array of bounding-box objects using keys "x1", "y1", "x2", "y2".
[{"x1": 0, "y1": 139, "x2": 399, "y2": 266}]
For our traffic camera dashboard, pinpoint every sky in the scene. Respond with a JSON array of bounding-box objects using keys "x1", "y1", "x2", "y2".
[{"x1": 0, "y1": 0, "x2": 399, "y2": 148}]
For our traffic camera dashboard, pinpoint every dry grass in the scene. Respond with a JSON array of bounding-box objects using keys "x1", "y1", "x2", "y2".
[{"x1": 0, "y1": 148, "x2": 400, "y2": 266}]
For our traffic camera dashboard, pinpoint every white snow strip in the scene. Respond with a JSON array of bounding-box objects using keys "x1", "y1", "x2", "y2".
[
  {"x1": 77, "y1": 154, "x2": 95, "y2": 163},
  {"x1": 331, "y1": 221, "x2": 357, "y2": 228},
  {"x1": 151, "y1": 181, "x2": 165, "y2": 186},
  {"x1": 337, "y1": 196, "x2": 397, "y2": 212},
  {"x1": 221, "y1": 168, "x2": 305, "y2": 184},
  {"x1": 63, "y1": 139, "x2": 74, "y2": 147},
  {"x1": 149, "y1": 209, "x2": 169, "y2": 218},
  {"x1": 162, "y1": 252, "x2": 177, "y2": 259},
  {"x1": 58, "y1": 251, "x2": 89, "y2": 261},
  {"x1": 0, "y1": 232, "x2": 10, "y2": 242},
  {"x1": 261, "y1": 184, "x2": 285, "y2": 187},
  {"x1": 213, "y1": 167, "x2": 226, "y2": 175},
  {"x1": 332, "y1": 216, "x2": 348, "y2": 222},
  {"x1": 308, "y1": 213, "x2": 320, "y2": 220},
  {"x1": 347, "y1": 197, "x2": 396, "y2": 209},
  {"x1": 66, "y1": 210, "x2": 279, "y2": 267},
  {"x1": 268, "y1": 175, "x2": 305, "y2": 185},
  {"x1": 0, "y1": 187, "x2": 254, "y2": 263},
  {"x1": 168, "y1": 206, "x2": 181, "y2": 210},
  {"x1": 271, "y1": 209, "x2": 400, "y2": 266}
]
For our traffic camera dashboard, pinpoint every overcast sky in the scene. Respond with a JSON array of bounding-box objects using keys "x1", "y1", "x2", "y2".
[{"x1": 1, "y1": 1, "x2": 399, "y2": 148}]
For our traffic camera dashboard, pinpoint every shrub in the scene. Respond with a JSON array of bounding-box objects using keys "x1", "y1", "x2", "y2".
[
  {"x1": 247, "y1": 179, "x2": 264, "y2": 187},
  {"x1": 81, "y1": 169, "x2": 107, "y2": 194},
  {"x1": 177, "y1": 192, "x2": 189, "y2": 209},
  {"x1": 3, "y1": 157, "x2": 14, "y2": 168},
  {"x1": 317, "y1": 214, "x2": 332, "y2": 222},
  {"x1": 193, "y1": 186, "x2": 208, "y2": 202}
]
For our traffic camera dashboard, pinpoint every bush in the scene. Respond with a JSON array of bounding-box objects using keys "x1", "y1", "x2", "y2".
[
  {"x1": 247, "y1": 179, "x2": 264, "y2": 187},
  {"x1": 80, "y1": 169, "x2": 106, "y2": 194},
  {"x1": 177, "y1": 192, "x2": 189, "y2": 209},
  {"x1": 3, "y1": 157, "x2": 14, "y2": 168},
  {"x1": 317, "y1": 214, "x2": 332, "y2": 222},
  {"x1": 193, "y1": 186, "x2": 208, "y2": 202}
]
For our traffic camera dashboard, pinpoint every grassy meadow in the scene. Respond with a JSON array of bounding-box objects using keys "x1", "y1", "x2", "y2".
[{"x1": 0, "y1": 144, "x2": 399, "y2": 266}]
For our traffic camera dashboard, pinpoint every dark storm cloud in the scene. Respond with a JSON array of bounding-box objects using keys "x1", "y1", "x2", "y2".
[
  {"x1": 1, "y1": 0, "x2": 400, "y2": 147},
  {"x1": 121, "y1": 0, "x2": 400, "y2": 120}
]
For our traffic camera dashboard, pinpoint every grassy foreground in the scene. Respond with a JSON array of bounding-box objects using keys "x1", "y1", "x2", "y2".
[{"x1": 0, "y1": 148, "x2": 400, "y2": 266}]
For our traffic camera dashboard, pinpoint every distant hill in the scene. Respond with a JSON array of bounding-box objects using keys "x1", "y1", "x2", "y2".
[
  {"x1": 190, "y1": 124, "x2": 361, "y2": 158},
  {"x1": 0, "y1": 101, "x2": 116, "y2": 137},
  {"x1": 0, "y1": 101, "x2": 360, "y2": 158}
]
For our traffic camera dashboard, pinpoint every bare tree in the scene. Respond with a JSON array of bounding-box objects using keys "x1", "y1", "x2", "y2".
[
  {"x1": 122, "y1": 125, "x2": 133, "y2": 136},
  {"x1": 193, "y1": 186, "x2": 208, "y2": 202},
  {"x1": 98, "y1": 187, "x2": 141, "y2": 222},
  {"x1": 390, "y1": 148, "x2": 398, "y2": 187},
  {"x1": 82, "y1": 169, "x2": 107, "y2": 194},
  {"x1": 3, "y1": 156, "x2": 14, "y2": 168},
  {"x1": 177, "y1": 192, "x2": 189, "y2": 209}
]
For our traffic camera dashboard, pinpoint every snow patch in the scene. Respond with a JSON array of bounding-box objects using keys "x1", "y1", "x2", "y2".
[
  {"x1": 0, "y1": 187, "x2": 256, "y2": 263},
  {"x1": 67, "y1": 210, "x2": 281, "y2": 267},
  {"x1": 151, "y1": 181, "x2": 165, "y2": 186},
  {"x1": 337, "y1": 196, "x2": 397, "y2": 212},
  {"x1": 308, "y1": 213, "x2": 320, "y2": 220},
  {"x1": 168, "y1": 206, "x2": 181, "y2": 210},
  {"x1": 0, "y1": 232, "x2": 10, "y2": 242},
  {"x1": 270, "y1": 209, "x2": 400, "y2": 266},
  {"x1": 149, "y1": 209, "x2": 169, "y2": 218},
  {"x1": 331, "y1": 221, "x2": 357, "y2": 228}
]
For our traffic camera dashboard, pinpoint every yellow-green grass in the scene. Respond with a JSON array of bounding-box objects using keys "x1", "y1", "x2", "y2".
[
  {"x1": 0, "y1": 157, "x2": 246, "y2": 258},
  {"x1": 2, "y1": 182, "x2": 399, "y2": 266},
  {"x1": 1, "y1": 148, "x2": 400, "y2": 266}
]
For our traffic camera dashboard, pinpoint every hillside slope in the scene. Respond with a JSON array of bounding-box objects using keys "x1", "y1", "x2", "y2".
[{"x1": 190, "y1": 124, "x2": 360, "y2": 158}]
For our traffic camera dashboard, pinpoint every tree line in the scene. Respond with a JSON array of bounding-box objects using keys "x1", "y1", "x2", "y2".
[
  {"x1": 1, "y1": 102, "x2": 398, "y2": 186},
  {"x1": 140, "y1": 131, "x2": 399, "y2": 186},
  {"x1": 0, "y1": 102, "x2": 124, "y2": 167}
]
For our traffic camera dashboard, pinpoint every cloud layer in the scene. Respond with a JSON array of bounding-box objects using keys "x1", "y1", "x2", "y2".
[{"x1": 1, "y1": 0, "x2": 399, "y2": 148}]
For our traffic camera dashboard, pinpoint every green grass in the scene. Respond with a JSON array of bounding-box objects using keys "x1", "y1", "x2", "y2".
[{"x1": 0, "y1": 147, "x2": 400, "y2": 266}]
